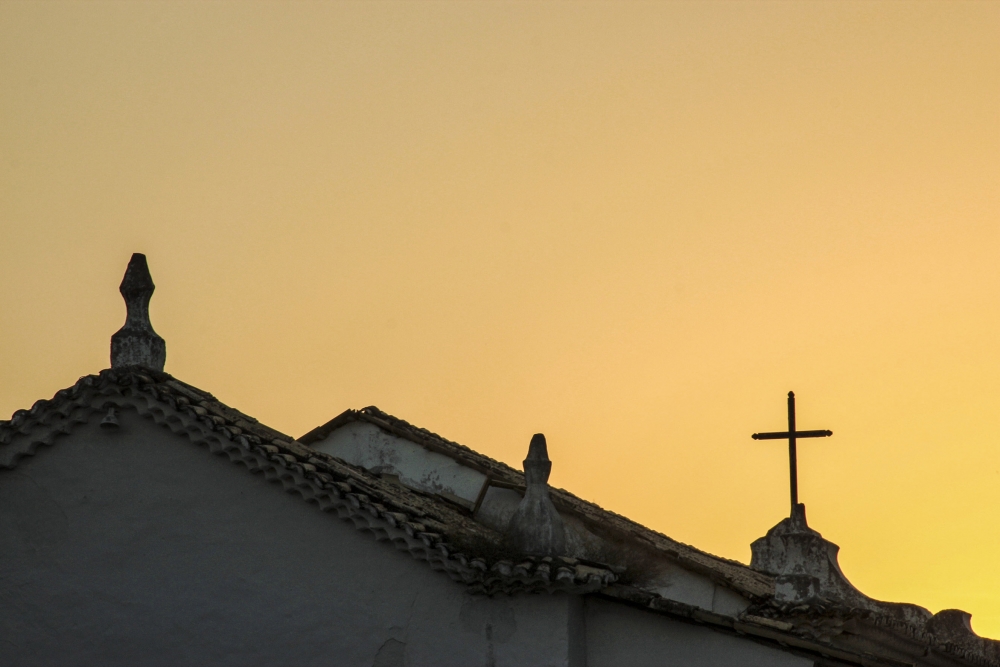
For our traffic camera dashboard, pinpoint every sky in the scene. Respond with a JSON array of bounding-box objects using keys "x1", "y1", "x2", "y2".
[{"x1": 2, "y1": 0, "x2": 998, "y2": 637}]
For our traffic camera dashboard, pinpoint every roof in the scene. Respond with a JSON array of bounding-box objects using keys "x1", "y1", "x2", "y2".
[
  {"x1": 0, "y1": 367, "x2": 616, "y2": 596},
  {"x1": 301, "y1": 406, "x2": 775, "y2": 600},
  {"x1": 302, "y1": 406, "x2": 1000, "y2": 667},
  {"x1": 3, "y1": 369, "x2": 998, "y2": 666}
]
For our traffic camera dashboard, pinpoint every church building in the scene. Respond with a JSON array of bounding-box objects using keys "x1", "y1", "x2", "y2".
[{"x1": 1, "y1": 254, "x2": 997, "y2": 666}]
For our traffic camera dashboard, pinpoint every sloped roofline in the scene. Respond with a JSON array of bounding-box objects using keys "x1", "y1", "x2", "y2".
[
  {"x1": 301, "y1": 406, "x2": 775, "y2": 600},
  {"x1": 0, "y1": 368, "x2": 615, "y2": 596},
  {"x1": 4, "y1": 371, "x2": 997, "y2": 665},
  {"x1": 300, "y1": 406, "x2": 1000, "y2": 667}
]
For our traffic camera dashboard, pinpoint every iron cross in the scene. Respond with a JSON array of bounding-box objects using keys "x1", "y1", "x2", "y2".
[{"x1": 752, "y1": 391, "x2": 832, "y2": 513}]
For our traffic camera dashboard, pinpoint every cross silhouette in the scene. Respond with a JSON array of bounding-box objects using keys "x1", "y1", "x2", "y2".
[{"x1": 752, "y1": 391, "x2": 832, "y2": 514}]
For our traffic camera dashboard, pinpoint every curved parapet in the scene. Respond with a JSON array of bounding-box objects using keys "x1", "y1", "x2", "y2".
[{"x1": 750, "y1": 503, "x2": 931, "y2": 626}]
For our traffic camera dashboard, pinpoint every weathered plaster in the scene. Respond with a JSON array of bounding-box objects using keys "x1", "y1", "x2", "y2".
[
  {"x1": 506, "y1": 434, "x2": 567, "y2": 556},
  {"x1": 644, "y1": 560, "x2": 719, "y2": 610},
  {"x1": 751, "y1": 503, "x2": 931, "y2": 626},
  {"x1": 475, "y1": 488, "x2": 602, "y2": 562},
  {"x1": 475, "y1": 486, "x2": 522, "y2": 531},
  {"x1": 314, "y1": 421, "x2": 487, "y2": 507},
  {"x1": 711, "y1": 583, "x2": 751, "y2": 616},
  {"x1": 314, "y1": 422, "x2": 754, "y2": 617},
  {"x1": 585, "y1": 597, "x2": 813, "y2": 667}
]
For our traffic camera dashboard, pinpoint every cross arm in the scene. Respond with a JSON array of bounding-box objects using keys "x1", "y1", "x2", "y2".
[{"x1": 751, "y1": 430, "x2": 833, "y2": 440}]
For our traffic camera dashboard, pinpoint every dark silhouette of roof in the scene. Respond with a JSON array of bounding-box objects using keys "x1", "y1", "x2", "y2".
[{"x1": 3, "y1": 370, "x2": 997, "y2": 665}]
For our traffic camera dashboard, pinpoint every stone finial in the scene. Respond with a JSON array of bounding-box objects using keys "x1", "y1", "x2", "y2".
[
  {"x1": 110, "y1": 253, "x2": 166, "y2": 371},
  {"x1": 99, "y1": 407, "x2": 120, "y2": 429},
  {"x1": 506, "y1": 434, "x2": 566, "y2": 556}
]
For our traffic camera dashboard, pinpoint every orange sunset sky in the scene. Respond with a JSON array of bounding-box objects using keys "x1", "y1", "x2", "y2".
[{"x1": 2, "y1": 1, "x2": 998, "y2": 637}]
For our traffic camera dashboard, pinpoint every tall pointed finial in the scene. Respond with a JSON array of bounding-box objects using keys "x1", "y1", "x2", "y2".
[
  {"x1": 110, "y1": 253, "x2": 166, "y2": 370},
  {"x1": 506, "y1": 434, "x2": 566, "y2": 556}
]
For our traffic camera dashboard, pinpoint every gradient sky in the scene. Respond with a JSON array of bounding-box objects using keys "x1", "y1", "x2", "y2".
[{"x1": 2, "y1": 0, "x2": 998, "y2": 637}]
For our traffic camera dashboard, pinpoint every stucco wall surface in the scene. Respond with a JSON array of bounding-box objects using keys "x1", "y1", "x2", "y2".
[
  {"x1": 0, "y1": 411, "x2": 578, "y2": 667},
  {"x1": 585, "y1": 597, "x2": 813, "y2": 667},
  {"x1": 0, "y1": 410, "x2": 810, "y2": 667},
  {"x1": 315, "y1": 422, "x2": 486, "y2": 505}
]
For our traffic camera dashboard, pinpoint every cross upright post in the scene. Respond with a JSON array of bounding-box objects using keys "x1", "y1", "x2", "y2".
[{"x1": 752, "y1": 391, "x2": 832, "y2": 515}]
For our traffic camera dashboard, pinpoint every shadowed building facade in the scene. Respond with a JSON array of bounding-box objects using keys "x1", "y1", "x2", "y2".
[{"x1": 0, "y1": 255, "x2": 996, "y2": 666}]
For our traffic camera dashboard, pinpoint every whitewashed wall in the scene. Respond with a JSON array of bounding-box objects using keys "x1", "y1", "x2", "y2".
[{"x1": 0, "y1": 412, "x2": 810, "y2": 667}]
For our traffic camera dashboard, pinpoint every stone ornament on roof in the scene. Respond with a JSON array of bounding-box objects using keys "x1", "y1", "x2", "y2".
[
  {"x1": 748, "y1": 503, "x2": 999, "y2": 661},
  {"x1": 750, "y1": 503, "x2": 873, "y2": 607},
  {"x1": 110, "y1": 253, "x2": 166, "y2": 371},
  {"x1": 506, "y1": 433, "x2": 567, "y2": 557},
  {"x1": 749, "y1": 394, "x2": 929, "y2": 620}
]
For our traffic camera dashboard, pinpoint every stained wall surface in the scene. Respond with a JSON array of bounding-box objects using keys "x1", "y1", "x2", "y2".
[
  {"x1": 316, "y1": 421, "x2": 487, "y2": 504},
  {"x1": 0, "y1": 410, "x2": 806, "y2": 666},
  {"x1": 585, "y1": 597, "x2": 813, "y2": 667}
]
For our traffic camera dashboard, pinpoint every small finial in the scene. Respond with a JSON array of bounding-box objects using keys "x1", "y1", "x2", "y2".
[
  {"x1": 788, "y1": 391, "x2": 795, "y2": 398},
  {"x1": 527, "y1": 433, "x2": 548, "y2": 460},
  {"x1": 100, "y1": 407, "x2": 120, "y2": 429},
  {"x1": 506, "y1": 433, "x2": 566, "y2": 556},
  {"x1": 110, "y1": 253, "x2": 166, "y2": 370},
  {"x1": 524, "y1": 433, "x2": 552, "y2": 485}
]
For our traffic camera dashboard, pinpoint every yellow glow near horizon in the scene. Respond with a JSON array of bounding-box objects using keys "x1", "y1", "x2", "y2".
[{"x1": 2, "y1": 1, "x2": 998, "y2": 637}]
